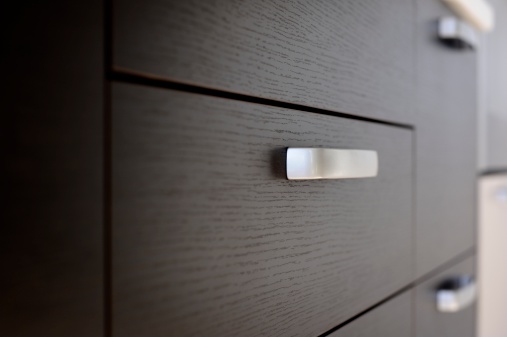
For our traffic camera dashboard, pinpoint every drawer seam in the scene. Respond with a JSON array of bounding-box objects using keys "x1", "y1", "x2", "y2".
[{"x1": 109, "y1": 68, "x2": 414, "y2": 131}]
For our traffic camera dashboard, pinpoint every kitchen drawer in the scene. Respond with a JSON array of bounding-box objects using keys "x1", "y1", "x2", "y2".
[
  {"x1": 415, "y1": 256, "x2": 476, "y2": 337},
  {"x1": 112, "y1": 83, "x2": 413, "y2": 337},
  {"x1": 113, "y1": 0, "x2": 414, "y2": 124},
  {"x1": 415, "y1": 0, "x2": 477, "y2": 277},
  {"x1": 328, "y1": 291, "x2": 412, "y2": 337}
]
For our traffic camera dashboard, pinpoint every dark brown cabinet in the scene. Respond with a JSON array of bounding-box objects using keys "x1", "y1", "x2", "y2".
[
  {"x1": 1, "y1": 1, "x2": 104, "y2": 336},
  {"x1": 2, "y1": 0, "x2": 479, "y2": 336},
  {"x1": 112, "y1": 83, "x2": 413, "y2": 337},
  {"x1": 113, "y1": 0, "x2": 415, "y2": 124}
]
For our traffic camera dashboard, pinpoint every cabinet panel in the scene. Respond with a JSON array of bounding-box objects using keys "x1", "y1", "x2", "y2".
[
  {"x1": 480, "y1": 0, "x2": 507, "y2": 169},
  {"x1": 114, "y1": 0, "x2": 414, "y2": 124},
  {"x1": 415, "y1": 256, "x2": 476, "y2": 337},
  {"x1": 0, "y1": 1, "x2": 104, "y2": 336},
  {"x1": 328, "y1": 291, "x2": 412, "y2": 337},
  {"x1": 112, "y1": 83, "x2": 413, "y2": 337},
  {"x1": 415, "y1": 0, "x2": 477, "y2": 276}
]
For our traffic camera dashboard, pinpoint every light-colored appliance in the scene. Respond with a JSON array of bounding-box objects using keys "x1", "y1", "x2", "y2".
[{"x1": 478, "y1": 174, "x2": 507, "y2": 337}]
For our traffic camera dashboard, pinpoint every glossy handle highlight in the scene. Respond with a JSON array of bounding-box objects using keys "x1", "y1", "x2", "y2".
[
  {"x1": 437, "y1": 276, "x2": 477, "y2": 313},
  {"x1": 286, "y1": 148, "x2": 378, "y2": 180}
]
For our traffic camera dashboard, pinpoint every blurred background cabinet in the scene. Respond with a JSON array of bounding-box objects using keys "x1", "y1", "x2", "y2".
[
  {"x1": 415, "y1": 257, "x2": 477, "y2": 337},
  {"x1": 479, "y1": 0, "x2": 507, "y2": 170},
  {"x1": 479, "y1": 175, "x2": 507, "y2": 337},
  {"x1": 477, "y1": 0, "x2": 507, "y2": 336},
  {"x1": 415, "y1": 0, "x2": 477, "y2": 279}
]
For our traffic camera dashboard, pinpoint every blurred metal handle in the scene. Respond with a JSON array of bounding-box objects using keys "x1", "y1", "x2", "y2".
[
  {"x1": 495, "y1": 186, "x2": 507, "y2": 202},
  {"x1": 437, "y1": 276, "x2": 477, "y2": 312},
  {"x1": 438, "y1": 16, "x2": 478, "y2": 50},
  {"x1": 286, "y1": 148, "x2": 378, "y2": 180}
]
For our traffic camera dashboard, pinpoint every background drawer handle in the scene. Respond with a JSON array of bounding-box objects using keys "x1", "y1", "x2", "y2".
[
  {"x1": 437, "y1": 276, "x2": 477, "y2": 313},
  {"x1": 286, "y1": 148, "x2": 378, "y2": 180},
  {"x1": 438, "y1": 16, "x2": 478, "y2": 50}
]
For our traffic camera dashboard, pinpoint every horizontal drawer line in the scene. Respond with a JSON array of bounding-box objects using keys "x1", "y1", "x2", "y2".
[
  {"x1": 316, "y1": 283, "x2": 413, "y2": 337},
  {"x1": 414, "y1": 246, "x2": 476, "y2": 287},
  {"x1": 317, "y1": 246, "x2": 476, "y2": 337},
  {"x1": 109, "y1": 68, "x2": 413, "y2": 130},
  {"x1": 480, "y1": 168, "x2": 507, "y2": 176}
]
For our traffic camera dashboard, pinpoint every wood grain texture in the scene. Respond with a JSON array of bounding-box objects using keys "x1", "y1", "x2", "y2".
[
  {"x1": 113, "y1": 0, "x2": 414, "y2": 124},
  {"x1": 328, "y1": 291, "x2": 412, "y2": 337},
  {"x1": 0, "y1": 1, "x2": 103, "y2": 337},
  {"x1": 112, "y1": 83, "x2": 413, "y2": 337},
  {"x1": 415, "y1": 0, "x2": 477, "y2": 277},
  {"x1": 415, "y1": 256, "x2": 476, "y2": 337}
]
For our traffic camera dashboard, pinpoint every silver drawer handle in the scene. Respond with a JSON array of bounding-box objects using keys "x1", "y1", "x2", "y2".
[
  {"x1": 438, "y1": 16, "x2": 478, "y2": 50},
  {"x1": 286, "y1": 148, "x2": 378, "y2": 180},
  {"x1": 437, "y1": 276, "x2": 477, "y2": 313}
]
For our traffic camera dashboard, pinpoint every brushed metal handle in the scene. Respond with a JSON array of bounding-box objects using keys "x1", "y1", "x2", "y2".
[
  {"x1": 286, "y1": 148, "x2": 378, "y2": 180},
  {"x1": 437, "y1": 276, "x2": 477, "y2": 313},
  {"x1": 438, "y1": 16, "x2": 478, "y2": 50}
]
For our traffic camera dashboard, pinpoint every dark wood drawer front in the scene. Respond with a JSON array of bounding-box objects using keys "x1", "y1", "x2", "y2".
[
  {"x1": 112, "y1": 83, "x2": 413, "y2": 337},
  {"x1": 415, "y1": 256, "x2": 476, "y2": 337},
  {"x1": 328, "y1": 291, "x2": 412, "y2": 337},
  {"x1": 415, "y1": 0, "x2": 477, "y2": 277},
  {"x1": 113, "y1": 0, "x2": 414, "y2": 124}
]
